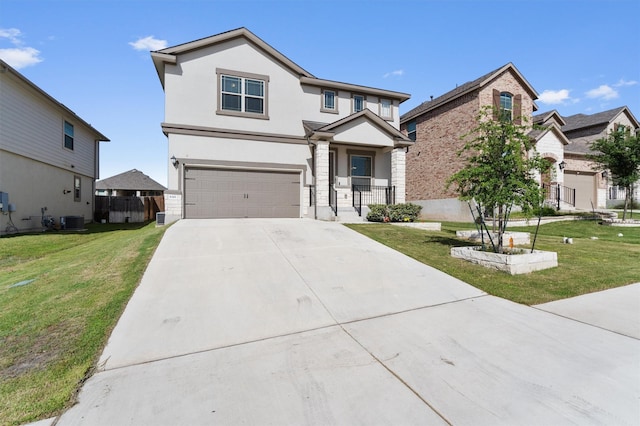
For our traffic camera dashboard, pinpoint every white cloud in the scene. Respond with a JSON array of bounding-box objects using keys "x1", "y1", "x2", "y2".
[
  {"x1": 613, "y1": 78, "x2": 638, "y2": 87},
  {"x1": 383, "y1": 69, "x2": 404, "y2": 78},
  {"x1": 0, "y1": 47, "x2": 43, "y2": 68},
  {"x1": 0, "y1": 28, "x2": 43, "y2": 69},
  {"x1": 129, "y1": 36, "x2": 167, "y2": 51},
  {"x1": 585, "y1": 84, "x2": 619, "y2": 100},
  {"x1": 0, "y1": 28, "x2": 23, "y2": 44},
  {"x1": 538, "y1": 89, "x2": 571, "y2": 105}
]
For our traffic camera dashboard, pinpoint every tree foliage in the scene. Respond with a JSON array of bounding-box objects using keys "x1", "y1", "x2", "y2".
[
  {"x1": 447, "y1": 106, "x2": 550, "y2": 253},
  {"x1": 586, "y1": 127, "x2": 640, "y2": 220}
]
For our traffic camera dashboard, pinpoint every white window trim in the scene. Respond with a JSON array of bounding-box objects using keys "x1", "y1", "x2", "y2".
[
  {"x1": 321, "y1": 89, "x2": 338, "y2": 114},
  {"x1": 216, "y1": 68, "x2": 270, "y2": 120}
]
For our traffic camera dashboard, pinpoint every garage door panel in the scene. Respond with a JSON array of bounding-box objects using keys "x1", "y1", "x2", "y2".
[
  {"x1": 184, "y1": 168, "x2": 300, "y2": 219},
  {"x1": 565, "y1": 173, "x2": 595, "y2": 210}
]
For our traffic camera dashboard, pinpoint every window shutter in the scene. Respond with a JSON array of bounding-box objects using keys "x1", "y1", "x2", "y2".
[
  {"x1": 514, "y1": 94, "x2": 522, "y2": 125},
  {"x1": 492, "y1": 89, "x2": 500, "y2": 120}
]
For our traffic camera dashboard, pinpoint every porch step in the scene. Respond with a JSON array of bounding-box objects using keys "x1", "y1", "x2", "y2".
[{"x1": 335, "y1": 207, "x2": 369, "y2": 223}]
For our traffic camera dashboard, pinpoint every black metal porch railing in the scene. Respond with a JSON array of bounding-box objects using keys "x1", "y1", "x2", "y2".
[
  {"x1": 329, "y1": 185, "x2": 337, "y2": 216},
  {"x1": 352, "y1": 185, "x2": 396, "y2": 216},
  {"x1": 543, "y1": 183, "x2": 576, "y2": 209}
]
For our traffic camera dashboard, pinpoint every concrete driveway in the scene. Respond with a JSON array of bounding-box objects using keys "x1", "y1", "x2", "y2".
[{"x1": 56, "y1": 219, "x2": 639, "y2": 425}]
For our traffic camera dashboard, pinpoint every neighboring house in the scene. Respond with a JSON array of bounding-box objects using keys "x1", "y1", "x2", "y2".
[
  {"x1": 559, "y1": 106, "x2": 639, "y2": 210},
  {"x1": 0, "y1": 59, "x2": 109, "y2": 235},
  {"x1": 531, "y1": 110, "x2": 573, "y2": 209},
  {"x1": 399, "y1": 63, "x2": 538, "y2": 220},
  {"x1": 95, "y1": 169, "x2": 166, "y2": 196},
  {"x1": 151, "y1": 28, "x2": 412, "y2": 222}
]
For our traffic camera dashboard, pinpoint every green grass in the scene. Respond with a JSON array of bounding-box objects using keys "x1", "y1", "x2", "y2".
[
  {"x1": 347, "y1": 219, "x2": 640, "y2": 306},
  {"x1": 0, "y1": 222, "x2": 166, "y2": 426}
]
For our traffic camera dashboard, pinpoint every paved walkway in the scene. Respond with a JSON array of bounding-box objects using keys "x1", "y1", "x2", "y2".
[{"x1": 54, "y1": 219, "x2": 639, "y2": 425}]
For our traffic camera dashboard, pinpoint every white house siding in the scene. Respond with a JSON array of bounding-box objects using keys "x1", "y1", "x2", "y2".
[
  {"x1": 0, "y1": 71, "x2": 98, "y2": 178},
  {"x1": 0, "y1": 64, "x2": 106, "y2": 235}
]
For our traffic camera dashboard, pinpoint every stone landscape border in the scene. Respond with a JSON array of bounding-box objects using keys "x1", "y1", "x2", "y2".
[{"x1": 451, "y1": 246, "x2": 558, "y2": 275}]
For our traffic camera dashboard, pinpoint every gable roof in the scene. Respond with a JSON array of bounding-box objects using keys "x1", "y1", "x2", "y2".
[
  {"x1": 303, "y1": 109, "x2": 413, "y2": 147},
  {"x1": 400, "y1": 62, "x2": 538, "y2": 123},
  {"x1": 151, "y1": 28, "x2": 411, "y2": 102},
  {"x1": 96, "y1": 169, "x2": 166, "y2": 191},
  {"x1": 561, "y1": 106, "x2": 639, "y2": 133},
  {"x1": 0, "y1": 59, "x2": 109, "y2": 142},
  {"x1": 528, "y1": 123, "x2": 571, "y2": 146},
  {"x1": 533, "y1": 109, "x2": 566, "y2": 127}
]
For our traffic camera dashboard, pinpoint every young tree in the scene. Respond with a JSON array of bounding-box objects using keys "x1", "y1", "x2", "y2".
[
  {"x1": 448, "y1": 106, "x2": 550, "y2": 253},
  {"x1": 587, "y1": 128, "x2": 640, "y2": 220}
]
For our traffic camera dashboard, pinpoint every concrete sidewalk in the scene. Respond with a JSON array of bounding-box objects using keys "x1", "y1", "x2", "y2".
[{"x1": 55, "y1": 219, "x2": 640, "y2": 425}]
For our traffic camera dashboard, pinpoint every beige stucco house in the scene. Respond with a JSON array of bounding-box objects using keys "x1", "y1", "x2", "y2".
[
  {"x1": 151, "y1": 28, "x2": 412, "y2": 222},
  {"x1": 0, "y1": 59, "x2": 109, "y2": 235}
]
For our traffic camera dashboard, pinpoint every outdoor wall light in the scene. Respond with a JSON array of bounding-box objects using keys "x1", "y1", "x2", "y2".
[
  {"x1": 602, "y1": 171, "x2": 609, "y2": 179},
  {"x1": 558, "y1": 160, "x2": 566, "y2": 171},
  {"x1": 170, "y1": 155, "x2": 178, "y2": 167}
]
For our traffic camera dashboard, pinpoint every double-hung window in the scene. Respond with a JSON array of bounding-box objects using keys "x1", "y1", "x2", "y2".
[
  {"x1": 64, "y1": 121, "x2": 74, "y2": 150},
  {"x1": 406, "y1": 120, "x2": 416, "y2": 141},
  {"x1": 380, "y1": 99, "x2": 392, "y2": 119},
  {"x1": 217, "y1": 69, "x2": 269, "y2": 118},
  {"x1": 499, "y1": 92, "x2": 513, "y2": 122},
  {"x1": 322, "y1": 89, "x2": 337, "y2": 113},
  {"x1": 352, "y1": 94, "x2": 365, "y2": 113}
]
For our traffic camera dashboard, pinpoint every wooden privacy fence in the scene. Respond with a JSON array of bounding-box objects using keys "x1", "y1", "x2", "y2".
[{"x1": 94, "y1": 196, "x2": 165, "y2": 223}]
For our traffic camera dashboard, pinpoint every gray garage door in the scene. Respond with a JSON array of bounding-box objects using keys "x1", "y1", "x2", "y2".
[
  {"x1": 184, "y1": 168, "x2": 300, "y2": 218},
  {"x1": 564, "y1": 172, "x2": 595, "y2": 210}
]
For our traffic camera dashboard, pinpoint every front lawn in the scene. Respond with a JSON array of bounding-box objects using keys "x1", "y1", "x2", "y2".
[
  {"x1": 347, "y1": 219, "x2": 639, "y2": 305},
  {"x1": 0, "y1": 222, "x2": 166, "y2": 425}
]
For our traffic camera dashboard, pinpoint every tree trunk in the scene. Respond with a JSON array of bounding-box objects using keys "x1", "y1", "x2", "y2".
[{"x1": 623, "y1": 186, "x2": 630, "y2": 221}]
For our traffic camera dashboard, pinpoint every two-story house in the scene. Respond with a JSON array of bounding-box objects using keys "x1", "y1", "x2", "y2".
[
  {"x1": 151, "y1": 28, "x2": 412, "y2": 222},
  {"x1": 559, "y1": 106, "x2": 639, "y2": 209},
  {"x1": 399, "y1": 63, "x2": 539, "y2": 220},
  {"x1": 0, "y1": 59, "x2": 109, "y2": 235}
]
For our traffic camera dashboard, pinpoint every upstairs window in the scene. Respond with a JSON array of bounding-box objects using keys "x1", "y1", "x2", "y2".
[
  {"x1": 64, "y1": 121, "x2": 74, "y2": 150},
  {"x1": 493, "y1": 89, "x2": 522, "y2": 124},
  {"x1": 352, "y1": 94, "x2": 365, "y2": 113},
  {"x1": 380, "y1": 99, "x2": 392, "y2": 119},
  {"x1": 322, "y1": 89, "x2": 337, "y2": 113},
  {"x1": 406, "y1": 120, "x2": 416, "y2": 141},
  {"x1": 217, "y1": 69, "x2": 269, "y2": 119},
  {"x1": 500, "y1": 92, "x2": 513, "y2": 122}
]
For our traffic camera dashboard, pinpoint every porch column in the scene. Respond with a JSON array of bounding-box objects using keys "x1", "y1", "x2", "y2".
[
  {"x1": 391, "y1": 147, "x2": 406, "y2": 204},
  {"x1": 314, "y1": 140, "x2": 332, "y2": 220}
]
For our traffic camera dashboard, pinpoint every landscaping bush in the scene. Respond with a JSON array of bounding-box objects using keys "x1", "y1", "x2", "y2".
[
  {"x1": 366, "y1": 203, "x2": 422, "y2": 222},
  {"x1": 533, "y1": 205, "x2": 558, "y2": 217}
]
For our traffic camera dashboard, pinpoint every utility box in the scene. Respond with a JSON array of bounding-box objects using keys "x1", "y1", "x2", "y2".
[{"x1": 0, "y1": 192, "x2": 8, "y2": 211}]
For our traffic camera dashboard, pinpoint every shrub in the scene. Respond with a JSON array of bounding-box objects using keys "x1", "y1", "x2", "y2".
[
  {"x1": 366, "y1": 204, "x2": 388, "y2": 222},
  {"x1": 532, "y1": 206, "x2": 558, "y2": 217},
  {"x1": 366, "y1": 203, "x2": 422, "y2": 223}
]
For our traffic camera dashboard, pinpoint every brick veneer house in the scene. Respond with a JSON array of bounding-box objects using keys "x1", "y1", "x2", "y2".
[
  {"x1": 399, "y1": 63, "x2": 538, "y2": 220},
  {"x1": 560, "y1": 106, "x2": 639, "y2": 209}
]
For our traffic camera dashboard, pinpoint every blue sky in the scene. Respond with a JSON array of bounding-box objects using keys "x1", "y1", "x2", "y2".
[{"x1": 2, "y1": 0, "x2": 638, "y2": 186}]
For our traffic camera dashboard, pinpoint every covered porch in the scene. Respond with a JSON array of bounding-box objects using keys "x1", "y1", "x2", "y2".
[{"x1": 304, "y1": 110, "x2": 412, "y2": 220}]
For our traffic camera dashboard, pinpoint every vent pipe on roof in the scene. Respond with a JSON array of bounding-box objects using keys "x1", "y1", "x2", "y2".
[{"x1": 430, "y1": 95, "x2": 433, "y2": 101}]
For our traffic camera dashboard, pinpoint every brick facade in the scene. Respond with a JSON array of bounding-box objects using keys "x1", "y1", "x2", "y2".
[{"x1": 404, "y1": 68, "x2": 536, "y2": 202}]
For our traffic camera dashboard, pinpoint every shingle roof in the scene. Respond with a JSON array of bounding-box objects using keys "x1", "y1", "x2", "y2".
[
  {"x1": 561, "y1": 106, "x2": 627, "y2": 133},
  {"x1": 96, "y1": 169, "x2": 166, "y2": 191},
  {"x1": 400, "y1": 62, "x2": 537, "y2": 123}
]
